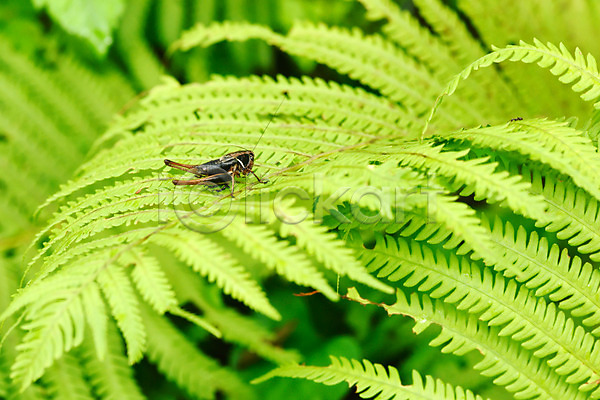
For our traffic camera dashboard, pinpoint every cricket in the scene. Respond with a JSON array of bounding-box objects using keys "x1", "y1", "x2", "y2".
[
  {"x1": 164, "y1": 95, "x2": 286, "y2": 196},
  {"x1": 164, "y1": 150, "x2": 267, "y2": 196}
]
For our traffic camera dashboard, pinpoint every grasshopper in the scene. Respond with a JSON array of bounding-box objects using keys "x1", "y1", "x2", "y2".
[
  {"x1": 164, "y1": 96, "x2": 286, "y2": 196},
  {"x1": 164, "y1": 150, "x2": 267, "y2": 196}
]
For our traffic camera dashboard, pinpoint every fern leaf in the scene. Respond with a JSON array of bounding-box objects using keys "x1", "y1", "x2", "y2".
[
  {"x1": 0, "y1": 40, "x2": 98, "y2": 146},
  {"x1": 440, "y1": 119, "x2": 600, "y2": 202},
  {"x1": 142, "y1": 303, "x2": 255, "y2": 400},
  {"x1": 397, "y1": 142, "x2": 548, "y2": 221},
  {"x1": 357, "y1": 0, "x2": 460, "y2": 78},
  {"x1": 278, "y1": 213, "x2": 392, "y2": 294},
  {"x1": 224, "y1": 220, "x2": 339, "y2": 300},
  {"x1": 2, "y1": 258, "x2": 114, "y2": 390},
  {"x1": 527, "y1": 169, "x2": 600, "y2": 261},
  {"x1": 31, "y1": 227, "x2": 158, "y2": 285},
  {"x1": 425, "y1": 40, "x2": 600, "y2": 135},
  {"x1": 412, "y1": 0, "x2": 484, "y2": 66},
  {"x1": 0, "y1": 262, "x2": 48, "y2": 400},
  {"x1": 97, "y1": 263, "x2": 146, "y2": 364},
  {"x1": 350, "y1": 289, "x2": 587, "y2": 400},
  {"x1": 115, "y1": 0, "x2": 163, "y2": 89},
  {"x1": 132, "y1": 74, "x2": 411, "y2": 135},
  {"x1": 425, "y1": 194, "x2": 501, "y2": 264},
  {"x1": 256, "y1": 355, "x2": 484, "y2": 400},
  {"x1": 80, "y1": 279, "x2": 108, "y2": 363},
  {"x1": 485, "y1": 217, "x2": 600, "y2": 335},
  {"x1": 162, "y1": 260, "x2": 301, "y2": 365},
  {"x1": 52, "y1": 54, "x2": 135, "y2": 128},
  {"x1": 80, "y1": 327, "x2": 145, "y2": 400},
  {"x1": 125, "y1": 249, "x2": 178, "y2": 314},
  {"x1": 150, "y1": 226, "x2": 280, "y2": 319},
  {"x1": 9, "y1": 275, "x2": 92, "y2": 389},
  {"x1": 42, "y1": 353, "x2": 95, "y2": 400},
  {"x1": 360, "y1": 234, "x2": 600, "y2": 390},
  {"x1": 173, "y1": 21, "x2": 484, "y2": 126}
]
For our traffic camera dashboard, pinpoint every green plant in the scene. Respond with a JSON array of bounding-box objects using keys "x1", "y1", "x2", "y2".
[{"x1": 3, "y1": 0, "x2": 600, "y2": 399}]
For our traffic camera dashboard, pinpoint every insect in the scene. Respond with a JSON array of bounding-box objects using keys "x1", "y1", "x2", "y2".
[
  {"x1": 164, "y1": 95, "x2": 286, "y2": 196},
  {"x1": 164, "y1": 151, "x2": 267, "y2": 196}
]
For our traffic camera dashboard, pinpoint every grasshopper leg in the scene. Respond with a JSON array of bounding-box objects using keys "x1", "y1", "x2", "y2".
[
  {"x1": 172, "y1": 173, "x2": 236, "y2": 197},
  {"x1": 250, "y1": 170, "x2": 269, "y2": 184},
  {"x1": 164, "y1": 159, "x2": 200, "y2": 174},
  {"x1": 172, "y1": 172, "x2": 230, "y2": 186}
]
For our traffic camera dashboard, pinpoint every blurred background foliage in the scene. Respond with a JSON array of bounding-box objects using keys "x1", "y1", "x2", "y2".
[{"x1": 1, "y1": 0, "x2": 598, "y2": 399}]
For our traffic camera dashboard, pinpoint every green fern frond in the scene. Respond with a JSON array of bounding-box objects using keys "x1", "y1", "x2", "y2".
[
  {"x1": 412, "y1": 0, "x2": 525, "y2": 119},
  {"x1": 79, "y1": 277, "x2": 108, "y2": 363},
  {"x1": 52, "y1": 55, "x2": 134, "y2": 129},
  {"x1": 0, "y1": 37, "x2": 133, "y2": 237},
  {"x1": 527, "y1": 169, "x2": 600, "y2": 261},
  {"x1": 126, "y1": 249, "x2": 178, "y2": 315},
  {"x1": 30, "y1": 226, "x2": 157, "y2": 285},
  {"x1": 349, "y1": 289, "x2": 587, "y2": 400},
  {"x1": 142, "y1": 303, "x2": 255, "y2": 400},
  {"x1": 7, "y1": 261, "x2": 106, "y2": 390},
  {"x1": 116, "y1": 0, "x2": 164, "y2": 89},
  {"x1": 224, "y1": 219, "x2": 338, "y2": 300},
  {"x1": 484, "y1": 217, "x2": 600, "y2": 335},
  {"x1": 162, "y1": 261, "x2": 301, "y2": 365},
  {"x1": 130, "y1": 74, "x2": 411, "y2": 134},
  {"x1": 256, "y1": 355, "x2": 485, "y2": 400},
  {"x1": 38, "y1": 114, "x2": 395, "y2": 211},
  {"x1": 12, "y1": 78, "x2": 416, "y2": 386},
  {"x1": 0, "y1": 40, "x2": 97, "y2": 147},
  {"x1": 95, "y1": 262, "x2": 146, "y2": 365},
  {"x1": 396, "y1": 142, "x2": 548, "y2": 221},
  {"x1": 151, "y1": 226, "x2": 280, "y2": 320},
  {"x1": 13, "y1": 9, "x2": 600, "y2": 396},
  {"x1": 173, "y1": 20, "x2": 486, "y2": 126},
  {"x1": 412, "y1": 0, "x2": 484, "y2": 66},
  {"x1": 425, "y1": 40, "x2": 600, "y2": 135},
  {"x1": 357, "y1": 0, "x2": 460, "y2": 78},
  {"x1": 80, "y1": 327, "x2": 145, "y2": 400},
  {"x1": 278, "y1": 211, "x2": 392, "y2": 294},
  {"x1": 439, "y1": 119, "x2": 600, "y2": 202},
  {"x1": 0, "y1": 261, "x2": 48, "y2": 400},
  {"x1": 423, "y1": 194, "x2": 500, "y2": 264},
  {"x1": 358, "y1": 0, "x2": 527, "y2": 126},
  {"x1": 42, "y1": 353, "x2": 95, "y2": 400},
  {"x1": 359, "y1": 234, "x2": 600, "y2": 391}
]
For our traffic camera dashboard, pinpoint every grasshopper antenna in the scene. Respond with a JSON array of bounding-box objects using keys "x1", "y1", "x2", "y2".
[{"x1": 252, "y1": 92, "x2": 288, "y2": 152}]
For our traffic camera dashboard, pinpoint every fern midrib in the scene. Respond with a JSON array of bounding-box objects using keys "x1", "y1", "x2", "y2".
[
  {"x1": 393, "y1": 297, "x2": 563, "y2": 400},
  {"x1": 542, "y1": 195, "x2": 600, "y2": 256},
  {"x1": 301, "y1": 364, "x2": 431, "y2": 399},
  {"x1": 368, "y1": 241, "x2": 600, "y2": 382},
  {"x1": 514, "y1": 120, "x2": 594, "y2": 167},
  {"x1": 486, "y1": 43, "x2": 600, "y2": 94},
  {"x1": 399, "y1": 150, "x2": 532, "y2": 207},
  {"x1": 491, "y1": 231, "x2": 600, "y2": 329},
  {"x1": 446, "y1": 126, "x2": 600, "y2": 200}
]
